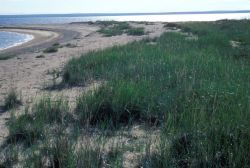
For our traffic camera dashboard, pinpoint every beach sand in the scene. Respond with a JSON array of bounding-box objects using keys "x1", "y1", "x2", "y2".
[{"x1": 0, "y1": 22, "x2": 167, "y2": 144}]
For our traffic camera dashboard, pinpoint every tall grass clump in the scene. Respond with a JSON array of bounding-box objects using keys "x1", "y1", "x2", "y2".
[
  {"x1": 7, "y1": 112, "x2": 44, "y2": 146},
  {"x1": 127, "y1": 27, "x2": 145, "y2": 36},
  {"x1": 142, "y1": 105, "x2": 250, "y2": 167},
  {"x1": 76, "y1": 81, "x2": 159, "y2": 128},
  {"x1": 4, "y1": 89, "x2": 21, "y2": 110},
  {"x1": 22, "y1": 132, "x2": 103, "y2": 168},
  {"x1": 0, "y1": 53, "x2": 16, "y2": 60},
  {"x1": 43, "y1": 43, "x2": 62, "y2": 53},
  {"x1": 43, "y1": 46, "x2": 58, "y2": 53},
  {"x1": 97, "y1": 21, "x2": 146, "y2": 37},
  {"x1": 4, "y1": 95, "x2": 108, "y2": 167},
  {"x1": 32, "y1": 97, "x2": 72, "y2": 124},
  {"x1": 6, "y1": 97, "x2": 72, "y2": 146}
]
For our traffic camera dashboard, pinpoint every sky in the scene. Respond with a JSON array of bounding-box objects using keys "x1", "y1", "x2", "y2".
[{"x1": 0, "y1": 0, "x2": 250, "y2": 15}]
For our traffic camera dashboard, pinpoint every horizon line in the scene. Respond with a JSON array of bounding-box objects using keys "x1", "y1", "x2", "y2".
[{"x1": 1, "y1": 10, "x2": 250, "y2": 16}]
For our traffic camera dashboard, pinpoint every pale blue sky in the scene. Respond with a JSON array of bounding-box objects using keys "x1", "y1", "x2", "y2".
[{"x1": 0, "y1": 0, "x2": 250, "y2": 14}]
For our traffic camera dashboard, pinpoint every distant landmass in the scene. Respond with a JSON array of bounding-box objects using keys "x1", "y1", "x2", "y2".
[
  {"x1": 1, "y1": 10, "x2": 250, "y2": 17},
  {"x1": 0, "y1": 10, "x2": 249, "y2": 25}
]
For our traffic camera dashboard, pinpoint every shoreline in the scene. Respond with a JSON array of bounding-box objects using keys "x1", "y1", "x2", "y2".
[
  {"x1": 0, "y1": 26, "x2": 80, "y2": 54},
  {"x1": 0, "y1": 28, "x2": 60, "y2": 53},
  {"x1": 0, "y1": 31, "x2": 34, "y2": 51}
]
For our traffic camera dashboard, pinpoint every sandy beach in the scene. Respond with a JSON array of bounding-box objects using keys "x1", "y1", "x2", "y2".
[{"x1": 0, "y1": 22, "x2": 166, "y2": 144}]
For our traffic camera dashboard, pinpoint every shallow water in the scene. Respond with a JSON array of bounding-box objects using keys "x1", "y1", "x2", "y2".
[{"x1": 0, "y1": 31, "x2": 33, "y2": 50}]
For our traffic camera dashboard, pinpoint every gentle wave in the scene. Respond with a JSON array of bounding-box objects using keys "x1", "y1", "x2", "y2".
[{"x1": 0, "y1": 31, "x2": 34, "y2": 51}]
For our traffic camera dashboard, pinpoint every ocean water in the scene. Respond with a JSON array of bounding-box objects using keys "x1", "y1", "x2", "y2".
[
  {"x1": 0, "y1": 12, "x2": 250, "y2": 25},
  {"x1": 0, "y1": 12, "x2": 250, "y2": 50},
  {"x1": 0, "y1": 31, "x2": 33, "y2": 51}
]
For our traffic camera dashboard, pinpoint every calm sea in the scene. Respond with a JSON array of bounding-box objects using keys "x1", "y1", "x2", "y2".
[
  {"x1": 0, "y1": 31, "x2": 33, "y2": 51},
  {"x1": 0, "y1": 12, "x2": 250, "y2": 51},
  {"x1": 0, "y1": 13, "x2": 250, "y2": 25}
]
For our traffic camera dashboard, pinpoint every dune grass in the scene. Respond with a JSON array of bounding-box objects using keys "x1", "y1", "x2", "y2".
[
  {"x1": 1, "y1": 20, "x2": 250, "y2": 167},
  {"x1": 97, "y1": 21, "x2": 130, "y2": 37},
  {"x1": 43, "y1": 46, "x2": 58, "y2": 53},
  {"x1": 127, "y1": 27, "x2": 145, "y2": 36},
  {"x1": 4, "y1": 89, "x2": 21, "y2": 110},
  {"x1": 97, "y1": 21, "x2": 145, "y2": 37},
  {"x1": 63, "y1": 20, "x2": 250, "y2": 166},
  {"x1": 0, "y1": 53, "x2": 16, "y2": 60},
  {"x1": 43, "y1": 43, "x2": 63, "y2": 53}
]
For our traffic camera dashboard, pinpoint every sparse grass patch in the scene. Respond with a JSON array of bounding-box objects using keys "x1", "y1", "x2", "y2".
[
  {"x1": 52, "y1": 42, "x2": 60, "y2": 47},
  {"x1": 127, "y1": 27, "x2": 145, "y2": 36},
  {"x1": 98, "y1": 22, "x2": 131, "y2": 37},
  {"x1": 97, "y1": 21, "x2": 146, "y2": 37},
  {"x1": 35, "y1": 55, "x2": 45, "y2": 58},
  {"x1": 0, "y1": 53, "x2": 16, "y2": 60},
  {"x1": 43, "y1": 46, "x2": 58, "y2": 53},
  {"x1": 32, "y1": 97, "x2": 72, "y2": 124},
  {"x1": 4, "y1": 89, "x2": 21, "y2": 110},
  {"x1": 6, "y1": 97, "x2": 72, "y2": 147},
  {"x1": 7, "y1": 113, "x2": 44, "y2": 146},
  {"x1": 96, "y1": 20, "x2": 121, "y2": 27},
  {"x1": 164, "y1": 22, "x2": 183, "y2": 30},
  {"x1": 43, "y1": 42, "x2": 63, "y2": 53},
  {"x1": 23, "y1": 136, "x2": 103, "y2": 168},
  {"x1": 65, "y1": 43, "x2": 77, "y2": 48},
  {"x1": 134, "y1": 21, "x2": 154, "y2": 25}
]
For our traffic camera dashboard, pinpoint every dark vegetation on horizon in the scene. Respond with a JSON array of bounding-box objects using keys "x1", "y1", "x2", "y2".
[
  {"x1": 43, "y1": 42, "x2": 77, "y2": 53},
  {"x1": 97, "y1": 21, "x2": 146, "y2": 37},
  {"x1": 43, "y1": 42, "x2": 63, "y2": 53},
  {"x1": 0, "y1": 53, "x2": 16, "y2": 60},
  {"x1": 1, "y1": 20, "x2": 250, "y2": 167}
]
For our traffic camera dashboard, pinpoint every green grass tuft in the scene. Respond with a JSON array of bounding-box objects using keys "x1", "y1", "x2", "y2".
[
  {"x1": 0, "y1": 53, "x2": 16, "y2": 60},
  {"x1": 43, "y1": 46, "x2": 58, "y2": 53},
  {"x1": 35, "y1": 55, "x2": 45, "y2": 58},
  {"x1": 7, "y1": 113, "x2": 44, "y2": 146},
  {"x1": 127, "y1": 27, "x2": 145, "y2": 36},
  {"x1": 65, "y1": 43, "x2": 77, "y2": 48},
  {"x1": 4, "y1": 89, "x2": 21, "y2": 110},
  {"x1": 97, "y1": 21, "x2": 145, "y2": 37},
  {"x1": 43, "y1": 42, "x2": 63, "y2": 53},
  {"x1": 98, "y1": 22, "x2": 131, "y2": 37},
  {"x1": 32, "y1": 97, "x2": 73, "y2": 124}
]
